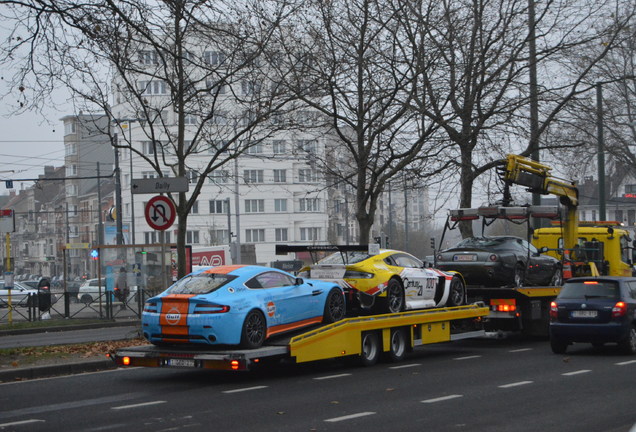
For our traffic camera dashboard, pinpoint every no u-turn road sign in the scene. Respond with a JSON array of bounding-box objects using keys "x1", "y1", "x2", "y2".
[{"x1": 145, "y1": 195, "x2": 176, "y2": 231}]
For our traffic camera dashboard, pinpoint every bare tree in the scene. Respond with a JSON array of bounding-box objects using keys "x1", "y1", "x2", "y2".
[
  {"x1": 406, "y1": 0, "x2": 634, "y2": 238},
  {"x1": 0, "y1": 0, "x2": 302, "y2": 277}
]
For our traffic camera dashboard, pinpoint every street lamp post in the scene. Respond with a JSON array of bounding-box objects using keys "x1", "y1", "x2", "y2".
[{"x1": 596, "y1": 82, "x2": 606, "y2": 221}]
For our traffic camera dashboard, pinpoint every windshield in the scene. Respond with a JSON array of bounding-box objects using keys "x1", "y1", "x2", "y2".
[
  {"x1": 319, "y1": 251, "x2": 372, "y2": 265},
  {"x1": 454, "y1": 237, "x2": 521, "y2": 252},
  {"x1": 168, "y1": 273, "x2": 237, "y2": 295},
  {"x1": 559, "y1": 281, "x2": 620, "y2": 300}
]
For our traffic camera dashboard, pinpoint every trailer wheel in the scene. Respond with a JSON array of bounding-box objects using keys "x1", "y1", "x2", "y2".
[
  {"x1": 360, "y1": 332, "x2": 381, "y2": 366},
  {"x1": 386, "y1": 279, "x2": 405, "y2": 314},
  {"x1": 447, "y1": 275, "x2": 466, "y2": 306},
  {"x1": 240, "y1": 310, "x2": 267, "y2": 349},
  {"x1": 323, "y1": 288, "x2": 346, "y2": 323},
  {"x1": 386, "y1": 328, "x2": 408, "y2": 363}
]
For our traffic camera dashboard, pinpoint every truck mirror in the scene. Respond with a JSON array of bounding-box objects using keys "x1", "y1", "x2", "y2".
[
  {"x1": 607, "y1": 227, "x2": 614, "y2": 239},
  {"x1": 539, "y1": 247, "x2": 548, "y2": 253}
]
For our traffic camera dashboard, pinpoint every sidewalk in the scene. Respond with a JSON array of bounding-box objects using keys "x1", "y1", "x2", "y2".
[{"x1": 0, "y1": 319, "x2": 142, "y2": 382}]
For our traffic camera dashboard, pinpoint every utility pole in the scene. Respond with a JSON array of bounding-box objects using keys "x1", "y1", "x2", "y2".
[
  {"x1": 596, "y1": 82, "x2": 606, "y2": 221},
  {"x1": 113, "y1": 133, "x2": 124, "y2": 245}
]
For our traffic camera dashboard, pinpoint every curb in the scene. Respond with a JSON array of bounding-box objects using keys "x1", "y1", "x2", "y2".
[
  {"x1": 0, "y1": 320, "x2": 140, "y2": 337},
  {"x1": 0, "y1": 359, "x2": 117, "y2": 382}
]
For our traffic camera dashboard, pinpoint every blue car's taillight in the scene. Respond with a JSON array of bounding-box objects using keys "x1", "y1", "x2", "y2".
[
  {"x1": 143, "y1": 302, "x2": 158, "y2": 313},
  {"x1": 194, "y1": 304, "x2": 231, "y2": 314}
]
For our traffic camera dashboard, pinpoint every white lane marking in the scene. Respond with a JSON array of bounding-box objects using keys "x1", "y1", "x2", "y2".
[
  {"x1": 562, "y1": 370, "x2": 591, "y2": 376},
  {"x1": 509, "y1": 348, "x2": 533, "y2": 352},
  {"x1": 111, "y1": 401, "x2": 166, "y2": 410},
  {"x1": 454, "y1": 355, "x2": 482, "y2": 360},
  {"x1": 616, "y1": 360, "x2": 636, "y2": 366},
  {"x1": 389, "y1": 363, "x2": 422, "y2": 370},
  {"x1": 0, "y1": 419, "x2": 45, "y2": 428},
  {"x1": 222, "y1": 385, "x2": 268, "y2": 394},
  {"x1": 498, "y1": 381, "x2": 533, "y2": 388},
  {"x1": 314, "y1": 373, "x2": 352, "y2": 380},
  {"x1": 325, "y1": 412, "x2": 376, "y2": 423},
  {"x1": 421, "y1": 394, "x2": 463, "y2": 403}
]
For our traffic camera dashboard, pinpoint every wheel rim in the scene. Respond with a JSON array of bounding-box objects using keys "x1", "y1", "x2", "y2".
[
  {"x1": 629, "y1": 328, "x2": 636, "y2": 352},
  {"x1": 391, "y1": 330, "x2": 405, "y2": 358},
  {"x1": 514, "y1": 267, "x2": 523, "y2": 287},
  {"x1": 450, "y1": 278, "x2": 464, "y2": 305},
  {"x1": 388, "y1": 281, "x2": 404, "y2": 313},
  {"x1": 362, "y1": 334, "x2": 378, "y2": 361},
  {"x1": 328, "y1": 291, "x2": 345, "y2": 320},
  {"x1": 245, "y1": 313, "x2": 265, "y2": 346}
]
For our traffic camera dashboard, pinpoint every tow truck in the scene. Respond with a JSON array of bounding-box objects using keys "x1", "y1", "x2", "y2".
[
  {"x1": 439, "y1": 154, "x2": 636, "y2": 335},
  {"x1": 111, "y1": 303, "x2": 488, "y2": 371}
]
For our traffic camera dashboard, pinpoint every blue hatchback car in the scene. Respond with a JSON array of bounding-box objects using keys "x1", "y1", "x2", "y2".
[
  {"x1": 142, "y1": 265, "x2": 346, "y2": 348},
  {"x1": 549, "y1": 277, "x2": 636, "y2": 354}
]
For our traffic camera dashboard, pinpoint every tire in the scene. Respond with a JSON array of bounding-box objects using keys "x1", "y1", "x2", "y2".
[
  {"x1": 80, "y1": 294, "x2": 93, "y2": 305},
  {"x1": 360, "y1": 331, "x2": 381, "y2": 366},
  {"x1": 240, "y1": 310, "x2": 267, "y2": 349},
  {"x1": 447, "y1": 275, "x2": 466, "y2": 307},
  {"x1": 385, "y1": 279, "x2": 405, "y2": 314},
  {"x1": 386, "y1": 328, "x2": 409, "y2": 363},
  {"x1": 549, "y1": 268, "x2": 563, "y2": 287},
  {"x1": 512, "y1": 264, "x2": 524, "y2": 288},
  {"x1": 323, "y1": 288, "x2": 346, "y2": 324},
  {"x1": 618, "y1": 326, "x2": 636, "y2": 355},
  {"x1": 550, "y1": 337, "x2": 568, "y2": 354}
]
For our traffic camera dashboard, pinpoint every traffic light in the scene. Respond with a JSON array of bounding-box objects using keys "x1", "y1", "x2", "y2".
[{"x1": 90, "y1": 249, "x2": 99, "y2": 260}]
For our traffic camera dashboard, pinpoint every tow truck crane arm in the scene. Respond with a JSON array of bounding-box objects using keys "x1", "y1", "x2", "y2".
[{"x1": 499, "y1": 154, "x2": 579, "y2": 253}]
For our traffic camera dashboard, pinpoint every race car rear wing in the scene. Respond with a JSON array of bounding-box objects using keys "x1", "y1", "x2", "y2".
[{"x1": 275, "y1": 244, "x2": 380, "y2": 264}]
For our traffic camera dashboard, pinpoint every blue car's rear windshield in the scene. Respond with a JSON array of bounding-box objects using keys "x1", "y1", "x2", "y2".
[
  {"x1": 559, "y1": 281, "x2": 620, "y2": 300},
  {"x1": 168, "y1": 274, "x2": 238, "y2": 295}
]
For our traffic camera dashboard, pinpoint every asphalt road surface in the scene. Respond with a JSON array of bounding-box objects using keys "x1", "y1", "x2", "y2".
[{"x1": 1, "y1": 336, "x2": 635, "y2": 432}]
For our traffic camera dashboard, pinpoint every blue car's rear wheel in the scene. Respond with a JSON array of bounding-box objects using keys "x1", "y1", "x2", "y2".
[
  {"x1": 323, "y1": 288, "x2": 345, "y2": 323},
  {"x1": 240, "y1": 310, "x2": 266, "y2": 349}
]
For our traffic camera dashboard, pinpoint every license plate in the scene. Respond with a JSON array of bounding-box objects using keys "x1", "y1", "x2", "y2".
[
  {"x1": 571, "y1": 310, "x2": 597, "y2": 318},
  {"x1": 166, "y1": 358, "x2": 195, "y2": 368},
  {"x1": 454, "y1": 254, "x2": 476, "y2": 261},
  {"x1": 310, "y1": 267, "x2": 346, "y2": 280}
]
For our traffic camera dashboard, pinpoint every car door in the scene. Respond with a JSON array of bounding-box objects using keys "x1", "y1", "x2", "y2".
[{"x1": 389, "y1": 253, "x2": 438, "y2": 309}]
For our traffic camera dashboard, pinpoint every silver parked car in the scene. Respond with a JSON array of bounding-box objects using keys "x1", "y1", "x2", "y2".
[{"x1": 0, "y1": 281, "x2": 38, "y2": 307}]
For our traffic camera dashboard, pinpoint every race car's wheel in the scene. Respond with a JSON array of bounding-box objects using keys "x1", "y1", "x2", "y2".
[
  {"x1": 447, "y1": 275, "x2": 466, "y2": 307},
  {"x1": 360, "y1": 331, "x2": 381, "y2": 366},
  {"x1": 386, "y1": 278, "x2": 405, "y2": 314},
  {"x1": 512, "y1": 264, "x2": 524, "y2": 288},
  {"x1": 386, "y1": 328, "x2": 409, "y2": 363},
  {"x1": 323, "y1": 288, "x2": 346, "y2": 323},
  {"x1": 240, "y1": 310, "x2": 267, "y2": 349}
]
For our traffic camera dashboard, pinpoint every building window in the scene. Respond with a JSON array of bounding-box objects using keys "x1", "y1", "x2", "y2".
[
  {"x1": 242, "y1": 80, "x2": 261, "y2": 95},
  {"x1": 275, "y1": 228, "x2": 288, "y2": 242},
  {"x1": 626, "y1": 184, "x2": 636, "y2": 193},
  {"x1": 65, "y1": 184, "x2": 78, "y2": 196},
  {"x1": 245, "y1": 199, "x2": 265, "y2": 213},
  {"x1": 186, "y1": 230, "x2": 200, "y2": 244},
  {"x1": 212, "y1": 110, "x2": 228, "y2": 125},
  {"x1": 191, "y1": 201, "x2": 199, "y2": 214},
  {"x1": 296, "y1": 140, "x2": 317, "y2": 155},
  {"x1": 298, "y1": 168, "x2": 319, "y2": 183},
  {"x1": 246, "y1": 142, "x2": 264, "y2": 154},
  {"x1": 68, "y1": 204, "x2": 78, "y2": 216},
  {"x1": 141, "y1": 171, "x2": 160, "y2": 179},
  {"x1": 209, "y1": 199, "x2": 229, "y2": 214},
  {"x1": 299, "y1": 198, "x2": 320, "y2": 212},
  {"x1": 142, "y1": 141, "x2": 156, "y2": 155},
  {"x1": 210, "y1": 229, "x2": 229, "y2": 244},
  {"x1": 272, "y1": 140, "x2": 286, "y2": 154},
  {"x1": 138, "y1": 80, "x2": 168, "y2": 95},
  {"x1": 274, "y1": 199, "x2": 287, "y2": 212},
  {"x1": 209, "y1": 170, "x2": 230, "y2": 184},
  {"x1": 245, "y1": 229, "x2": 265, "y2": 243},
  {"x1": 138, "y1": 50, "x2": 159, "y2": 65},
  {"x1": 64, "y1": 121, "x2": 76, "y2": 136},
  {"x1": 144, "y1": 231, "x2": 172, "y2": 243},
  {"x1": 184, "y1": 114, "x2": 198, "y2": 125},
  {"x1": 273, "y1": 169, "x2": 286, "y2": 183},
  {"x1": 206, "y1": 79, "x2": 227, "y2": 95},
  {"x1": 66, "y1": 165, "x2": 78, "y2": 177},
  {"x1": 300, "y1": 227, "x2": 320, "y2": 241},
  {"x1": 244, "y1": 170, "x2": 264, "y2": 184},
  {"x1": 65, "y1": 143, "x2": 77, "y2": 156},
  {"x1": 203, "y1": 50, "x2": 226, "y2": 66},
  {"x1": 187, "y1": 170, "x2": 198, "y2": 184}
]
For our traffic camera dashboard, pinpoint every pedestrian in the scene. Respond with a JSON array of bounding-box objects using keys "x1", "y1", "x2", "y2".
[{"x1": 115, "y1": 267, "x2": 129, "y2": 309}]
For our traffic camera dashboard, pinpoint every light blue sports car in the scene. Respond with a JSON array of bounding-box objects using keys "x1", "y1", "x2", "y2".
[{"x1": 142, "y1": 265, "x2": 346, "y2": 348}]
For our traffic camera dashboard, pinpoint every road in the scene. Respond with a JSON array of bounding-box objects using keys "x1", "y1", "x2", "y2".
[{"x1": 1, "y1": 336, "x2": 635, "y2": 432}]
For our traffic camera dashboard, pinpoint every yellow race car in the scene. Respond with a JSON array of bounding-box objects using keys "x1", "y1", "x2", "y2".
[{"x1": 296, "y1": 247, "x2": 466, "y2": 314}]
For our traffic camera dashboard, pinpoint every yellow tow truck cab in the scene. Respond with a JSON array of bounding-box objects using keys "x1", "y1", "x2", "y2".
[{"x1": 531, "y1": 222, "x2": 635, "y2": 278}]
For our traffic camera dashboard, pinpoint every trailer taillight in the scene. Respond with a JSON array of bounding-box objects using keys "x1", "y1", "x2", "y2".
[
  {"x1": 231, "y1": 360, "x2": 240, "y2": 370},
  {"x1": 122, "y1": 356, "x2": 131, "y2": 366},
  {"x1": 612, "y1": 302, "x2": 627, "y2": 318},
  {"x1": 550, "y1": 301, "x2": 558, "y2": 320},
  {"x1": 496, "y1": 304, "x2": 516, "y2": 312}
]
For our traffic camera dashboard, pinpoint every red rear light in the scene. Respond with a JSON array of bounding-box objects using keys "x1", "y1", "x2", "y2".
[
  {"x1": 143, "y1": 302, "x2": 158, "y2": 313},
  {"x1": 583, "y1": 281, "x2": 599, "y2": 285},
  {"x1": 550, "y1": 301, "x2": 558, "y2": 320},
  {"x1": 497, "y1": 304, "x2": 516, "y2": 312},
  {"x1": 489, "y1": 254, "x2": 498, "y2": 261},
  {"x1": 612, "y1": 301, "x2": 627, "y2": 318},
  {"x1": 194, "y1": 304, "x2": 230, "y2": 314}
]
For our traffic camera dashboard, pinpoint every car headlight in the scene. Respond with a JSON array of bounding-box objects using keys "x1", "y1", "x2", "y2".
[{"x1": 344, "y1": 270, "x2": 374, "y2": 279}]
